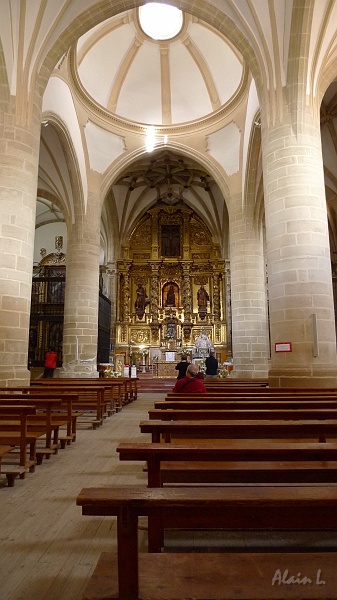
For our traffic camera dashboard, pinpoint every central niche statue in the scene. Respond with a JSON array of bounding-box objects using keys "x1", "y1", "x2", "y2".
[
  {"x1": 135, "y1": 283, "x2": 150, "y2": 320},
  {"x1": 193, "y1": 330, "x2": 213, "y2": 359},
  {"x1": 166, "y1": 284, "x2": 176, "y2": 306}
]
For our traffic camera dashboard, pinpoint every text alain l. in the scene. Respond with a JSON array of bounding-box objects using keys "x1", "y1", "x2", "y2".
[{"x1": 272, "y1": 569, "x2": 326, "y2": 586}]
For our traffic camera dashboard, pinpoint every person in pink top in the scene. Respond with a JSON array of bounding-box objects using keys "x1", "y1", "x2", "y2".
[{"x1": 172, "y1": 363, "x2": 206, "y2": 393}]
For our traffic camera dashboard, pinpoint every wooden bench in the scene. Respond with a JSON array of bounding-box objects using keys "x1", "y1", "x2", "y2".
[
  {"x1": 166, "y1": 390, "x2": 337, "y2": 400},
  {"x1": 0, "y1": 405, "x2": 39, "y2": 484},
  {"x1": 204, "y1": 377, "x2": 268, "y2": 385},
  {"x1": 156, "y1": 398, "x2": 337, "y2": 410},
  {"x1": 148, "y1": 407, "x2": 337, "y2": 421},
  {"x1": 82, "y1": 550, "x2": 337, "y2": 600},
  {"x1": 76, "y1": 485, "x2": 337, "y2": 599},
  {"x1": 28, "y1": 384, "x2": 106, "y2": 428},
  {"x1": 0, "y1": 445, "x2": 14, "y2": 485},
  {"x1": 0, "y1": 396, "x2": 69, "y2": 460},
  {"x1": 31, "y1": 377, "x2": 137, "y2": 411},
  {"x1": 1, "y1": 390, "x2": 81, "y2": 445},
  {"x1": 140, "y1": 418, "x2": 337, "y2": 443},
  {"x1": 117, "y1": 440, "x2": 337, "y2": 487}
]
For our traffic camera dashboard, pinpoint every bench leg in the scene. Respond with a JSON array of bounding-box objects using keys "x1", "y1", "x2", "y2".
[
  {"x1": 6, "y1": 474, "x2": 16, "y2": 487},
  {"x1": 117, "y1": 509, "x2": 139, "y2": 599},
  {"x1": 148, "y1": 516, "x2": 164, "y2": 553}
]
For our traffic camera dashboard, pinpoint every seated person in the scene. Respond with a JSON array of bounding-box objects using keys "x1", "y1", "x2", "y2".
[{"x1": 172, "y1": 363, "x2": 206, "y2": 393}]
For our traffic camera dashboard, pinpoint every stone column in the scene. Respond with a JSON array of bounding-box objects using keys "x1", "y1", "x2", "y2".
[
  {"x1": 60, "y1": 184, "x2": 101, "y2": 378},
  {"x1": 0, "y1": 98, "x2": 41, "y2": 385},
  {"x1": 224, "y1": 260, "x2": 232, "y2": 358},
  {"x1": 262, "y1": 101, "x2": 337, "y2": 387},
  {"x1": 229, "y1": 193, "x2": 270, "y2": 378}
]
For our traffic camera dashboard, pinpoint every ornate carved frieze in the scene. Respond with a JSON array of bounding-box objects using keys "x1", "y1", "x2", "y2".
[
  {"x1": 190, "y1": 262, "x2": 213, "y2": 274},
  {"x1": 133, "y1": 253, "x2": 151, "y2": 259},
  {"x1": 129, "y1": 328, "x2": 150, "y2": 344},
  {"x1": 160, "y1": 263, "x2": 182, "y2": 280},
  {"x1": 192, "y1": 253, "x2": 211, "y2": 259}
]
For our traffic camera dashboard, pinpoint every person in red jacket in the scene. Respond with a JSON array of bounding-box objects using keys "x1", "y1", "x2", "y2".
[
  {"x1": 43, "y1": 347, "x2": 58, "y2": 378},
  {"x1": 172, "y1": 363, "x2": 206, "y2": 393}
]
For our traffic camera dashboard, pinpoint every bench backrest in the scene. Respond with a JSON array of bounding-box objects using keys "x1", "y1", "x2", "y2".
[{"x1": 148, "y1": 408, "x2": 337, "y2": 420}]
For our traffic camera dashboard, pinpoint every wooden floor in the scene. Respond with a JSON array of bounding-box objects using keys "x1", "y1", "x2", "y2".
[{"x1": 1, "y1": 390, "x2": 337, "y2": 600}]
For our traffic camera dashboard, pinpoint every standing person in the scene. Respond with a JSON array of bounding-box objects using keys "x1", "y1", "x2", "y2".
[
  {"x1": 43, "y1": 347, "x2": 58, "y2": 378},
  {"x1": 175, "y1": 354, "x2": 189, "y2": 380},
  {"x1": 173, "y1": 363, "x2": 206, "y2": 393},
  {"x1": 205, "y1": 351, "x2": 218, "y2": 378}
]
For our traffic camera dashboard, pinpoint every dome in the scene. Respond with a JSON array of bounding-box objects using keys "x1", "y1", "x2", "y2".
[{"x1": 75, "y1": 6, "x2": 244, "y2": 126}]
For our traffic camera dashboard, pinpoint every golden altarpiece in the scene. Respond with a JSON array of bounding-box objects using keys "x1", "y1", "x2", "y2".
[{"x1": 114, "y1": 204, "x2": 230, "y2": 376}]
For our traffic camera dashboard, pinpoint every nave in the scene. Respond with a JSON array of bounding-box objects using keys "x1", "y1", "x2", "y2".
[{"x1": 1, "y1": 390, "x2": 337, "y2": 600}]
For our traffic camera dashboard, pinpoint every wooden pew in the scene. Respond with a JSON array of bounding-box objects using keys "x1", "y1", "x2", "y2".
[
  {"x1": 31, "y1": 377, "x2": 137, "y2": 411},
  {"x1": 140, "y1": 418, "x2": 337, "y2": 443},
  {"x1": 0, "y1": 395, "x2": 72, "y2": 457},
  {"x1": 0, "y1": 390, "x2": 81, "y2": 445},
  {"x1": 0, "y1": 445, "x2": 14, "y2": 484},
  {"x1": 204, "y1": 380, "x2": 269, "y2": 388},
  {"x1": 117, "y1": 441, "x2": 337, "y2": 487},
  {"x1": 148, "y1": 407, "x2": 337, "y2": 421},
  {"x1": 77, "y1": 485, "x2": 337, "y2": 599},
  {"x1": 166, "y1": 390, "x2": 337, "y2": 399},
  {"x1": 156, "y1": 398, "x2": 337, "y2": 410},
  {"x1": 28, "y1": 383, "x2": 106, "y2": 428},
  {"x1": 0, "y1": 405, "x2": 38, "y2": 484}
]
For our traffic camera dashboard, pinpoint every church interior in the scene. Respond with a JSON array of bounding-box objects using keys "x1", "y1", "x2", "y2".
[{"x1": 2, "y1": 1, "x2": 337, "y2": 599}]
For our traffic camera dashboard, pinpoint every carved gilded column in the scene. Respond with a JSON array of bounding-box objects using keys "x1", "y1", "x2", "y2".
[
  {"x1": 150, "y1": 208, "x2": 160, "y2": 259},
  {"x1": 182, "y1": 263, "x2": 192, "y2": 342},
  {"x1": 150, "y1": 264, "x2": 160, "y2": 344},
  {"x1": 213, "y1": 272, "x2": 221, "y2": 321},
  {"x1": 106, "y1": 262, "x2": 117, "y2": 351},
  {"x1": 182, "y1": 208, "x2": 192, "y2": 260},
  {"x1": 119, "y1": 263, "x2": 131, "y2": 344},
  {"x1": 213, "y1": 270, "x2": 222, "y2": 345}
]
